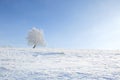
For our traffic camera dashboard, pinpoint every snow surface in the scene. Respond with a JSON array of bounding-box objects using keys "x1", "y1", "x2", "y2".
[{"x1": 0, "y1": 48, "x2": 120, "y2": 80}]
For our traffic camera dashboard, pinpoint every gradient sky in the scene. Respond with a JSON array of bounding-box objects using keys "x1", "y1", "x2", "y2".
[{"x1": 0, "y1": 0, "x2": 120, "y2": 49}]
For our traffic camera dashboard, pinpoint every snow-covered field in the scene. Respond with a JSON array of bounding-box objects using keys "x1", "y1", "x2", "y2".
[{"x1": 0, "y1": 48, "x2": 120, "y2": 80}]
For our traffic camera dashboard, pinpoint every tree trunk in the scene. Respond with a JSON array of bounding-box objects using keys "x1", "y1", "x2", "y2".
[{"x1": 33, "y1": 44, "x2": 36, "y2": 48}]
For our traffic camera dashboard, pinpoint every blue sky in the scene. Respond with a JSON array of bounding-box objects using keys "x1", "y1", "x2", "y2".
[{"x1": 0, "y1": 0, "x2": 120, "y2": 49}]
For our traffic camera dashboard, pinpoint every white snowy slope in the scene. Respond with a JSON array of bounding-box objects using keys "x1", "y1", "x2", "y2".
[{"x1": 0, "y1": 48, "x2": 120, "y2": 80}]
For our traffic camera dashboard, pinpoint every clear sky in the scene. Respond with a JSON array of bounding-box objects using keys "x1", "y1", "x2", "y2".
[{"x1": 0, "y1": 0, "x2": 120, "y2": 49}]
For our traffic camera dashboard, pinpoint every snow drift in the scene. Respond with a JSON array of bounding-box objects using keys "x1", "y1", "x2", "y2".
[{"x1": 0, "y1": 48, "x2": 120, "y2": 80}]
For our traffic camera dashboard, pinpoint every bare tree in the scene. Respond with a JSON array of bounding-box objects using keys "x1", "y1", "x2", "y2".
[{"x1": 27, "y1": 27, "x2": 46, "y2": 48}]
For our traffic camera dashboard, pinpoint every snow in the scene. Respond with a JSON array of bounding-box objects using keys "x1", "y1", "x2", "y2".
[{"x1": 0, "y1": 48, "x2": 120, "y2": 80}]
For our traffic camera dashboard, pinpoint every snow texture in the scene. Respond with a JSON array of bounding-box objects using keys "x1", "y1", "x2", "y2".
[{"x1": 0, "y1": 48, "x2": 120, "y2": 80}]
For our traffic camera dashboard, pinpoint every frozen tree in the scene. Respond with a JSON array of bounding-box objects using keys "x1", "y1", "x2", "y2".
[{"x1": 27, "y1": 27, "x2": 46, "y2": 48}]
